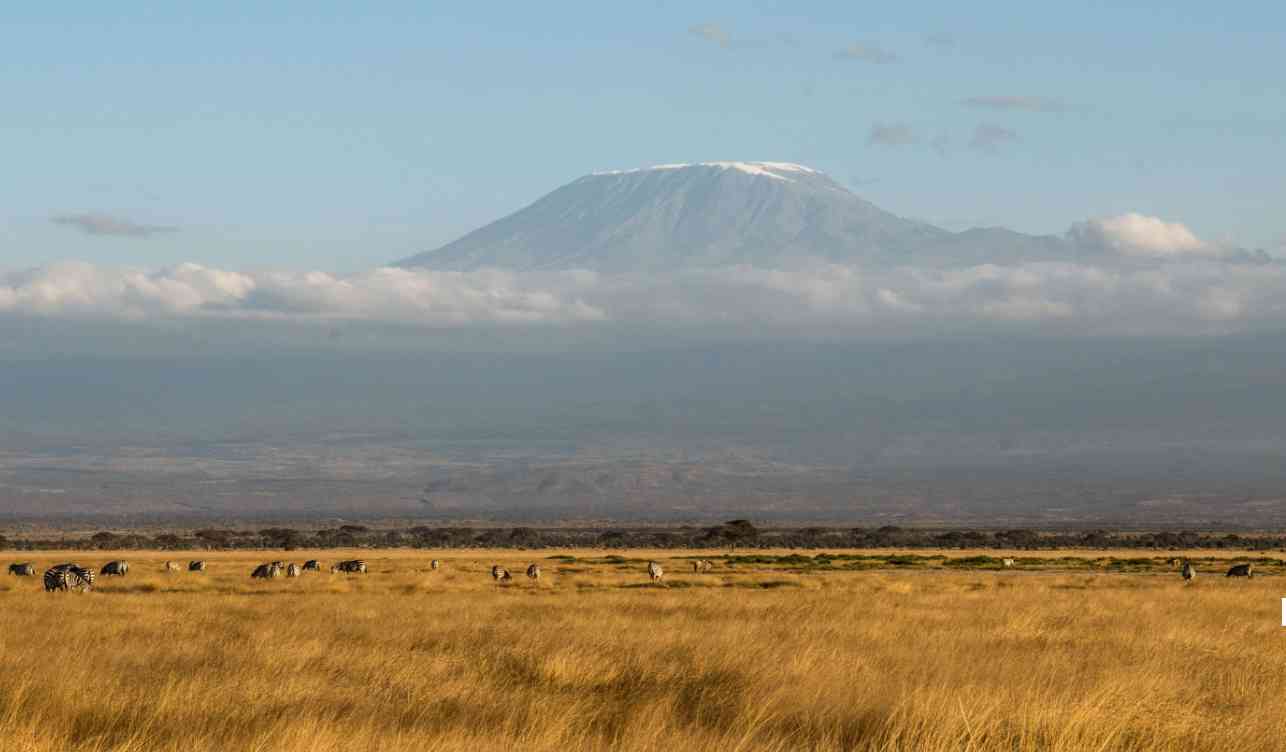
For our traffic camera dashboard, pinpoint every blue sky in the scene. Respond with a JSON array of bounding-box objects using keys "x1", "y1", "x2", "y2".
[{"x1": 3, "y1": 1, "x2": 1283, "y2": 271}]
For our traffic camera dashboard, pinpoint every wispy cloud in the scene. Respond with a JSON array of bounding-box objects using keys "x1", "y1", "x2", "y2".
[
  {"x1": 924, "y1": 33, "x2": 955, "y2": 51},
  {"x1": 51, "y1": 213, "x2": 177, "y2": 238},
  {"x1": 867, "y1": 122, "x2": 919, "y2": 147},
  {"x1": 689, "y1": 23, "x2": 730, "y2": 48},
  {"x1": 962, "y1": 95, "x2": 1065, "y2": 113},
  {"x1": 968, "y1": 124, "x2": 1021, "y2": 153},
  {"x1": 834, "y1": 42, "x2": 899, "y2": 64}
]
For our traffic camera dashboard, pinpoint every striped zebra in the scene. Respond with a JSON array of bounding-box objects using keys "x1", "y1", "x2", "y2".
[
  {"x1": 8, "y1": 563, "x2": 37, "y2": 577},
  {"x1": 1226, "y1": 563, "x2": 1253, "y2": 578},
  {"x1": 285, "y1": 563, "x2": 302, "y2": 577},
  {"x1": 647, "y1": 561, "x2": 664, "y2": 583},
  {"x1": 1002, "y1": 558, "x2": 1015, "y2": 568},
  {"x1": 526, "y1": 564, "x2": 541, "y2": 581},
  {"x1": 331, "y1": 559, "x2": 367, "y2": 574},
  {"x1": 188, "y1": 560, "x2": 206, "y2": 572},
  {"x1": 164, "y1": 560, "x2": 181, "y2": 573},
  {"x1": 1182, "y1": 561, "x2": 1196, "y2": 582},
  {"x1": 491, "y1": 565, "x2": 512, "y2": 582},
  {"x1": 302, "y1": 560, "x2": 321, "y2": 572},
  {"x1": 44, "y1": 563, "x2": 95, "y2": 592},
  {"x1": 690, "y1": 559, "x2": 713, "y2": 573},
  {"x1": 430, "y1": 559, "x2": 441, "y2": 571},
  {"x1": 100, "y1": 560, "x2": 129, "y2": 577},
  {"x1": 251, "y1": 563, "x2": 281, "y2": 579}
]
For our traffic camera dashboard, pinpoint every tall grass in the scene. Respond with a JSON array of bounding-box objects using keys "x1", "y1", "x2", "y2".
[{"x1": 0, "y1": 549, "x2": 1281, "y2": 751}]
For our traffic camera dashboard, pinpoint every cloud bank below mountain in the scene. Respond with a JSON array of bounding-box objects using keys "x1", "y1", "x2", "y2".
[{"x1": 1, "y1": 213, "x2": 1281, "y2": 345}]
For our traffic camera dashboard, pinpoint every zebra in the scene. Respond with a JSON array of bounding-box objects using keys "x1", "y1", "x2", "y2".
[
  {"x1": 302, "y1": 560, "x2": 321, "y2": 572},
  {"x1": 331, "y1": 559, "x2": 367, "y2": 574},
  {"x1": 647, "y1": 561, "x2": 664, "y2": 583},
  {"x1": 1226, "y1": 563, "x2": 1253, "y2": 579},
  {"x1": 491, "y1": 565, "x2": 512, "y2": 583},
  {"x1": 251, "y1": 563, "x2": 281, "y2": 579},
  {"x1": 430, "y1": 559, "x2": 441, "y2": 571},
  {"x1": 1002, "y1": 558, "x2": 1015, "y2": 568},
  {"x1": 526, "y1": 564, "x2": 541, "y2": 581},
  {"x1": 285, "y1": 563, "x2": 302, "y2": 578},
  {"x1": 188, "y1": 560, "x2": 206, "y2": 572},
  {"x1": 690, "y1": 559, "x2": 713, "y2": 573},
  {"x1": 44, "y1": 563, "x2": 94, "y2": 592},
  {"x1": 1182, "y1": 561, "x2": 1196, "y2": 583},
  {"x1": 100, "y1": 560, "x2": 129, "y2": 577},
  {"x1": 270, "y1": 560, "x2": 286, "y2": 570},
  {"x1": 164, "y1": 560, "x2": 181, "y2": 573},
  {"x1": 8, "y1": 563, "x2": 37, "y2": 577}
]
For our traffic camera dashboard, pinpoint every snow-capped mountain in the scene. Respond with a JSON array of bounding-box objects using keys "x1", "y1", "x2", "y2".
[{"x1": 397, "y1": 161, "x2": 1071, "y2": 272}]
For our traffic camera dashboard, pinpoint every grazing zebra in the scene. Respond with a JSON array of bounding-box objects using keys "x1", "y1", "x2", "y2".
[
  {"x1": 647, "y1": 561, "x2": 664, "y2": 583},
  {"x1": 331, "y1": 559, "x2": 367, "y2": 574},
  {"x1": 100, "y1": 560, "x2": 129, "y2": 577},
  {"x1": 491, "y1": 565, "x2": 512, "y2": 582},
  {"x1": 430, "y1": 559, "x2": 441, "y2": 571},
  {"x1": 1226, "y1": 563, "x2": 1254, "y2": 578},
  {"x1": 691, "y1": 559, "x2": 713, "y2": 573},
  {"x1": 526, "y1": 564, "x2": 541, "y2": 581},
  {"x1": 1002, "y1": 558, "x2": 1015, "y2": 568},
  {"x1": 164, "y1": 560, "x2": 181, "y2": 573},
  {"x1": 1182, "y1": 561, "x2": 1196, "y2": 582},
  {"x1": 302, "y1": 560, "x2": 321, "y2": 572},
  {"x1": 8, "y1": 563, "x2": 36, "y2": 577},
  {"x1": 188, "y1": 560, "x2": 206, "y2": 572},
  {"x1": 285, "y1": 563, "x2": 302, "y2": 577},
  {"x1": 251, "y1": 563, "x2": 281, "y2": 579},
  {"x1": 44, "y1": 563, "x2": 95, "y2": 592}
]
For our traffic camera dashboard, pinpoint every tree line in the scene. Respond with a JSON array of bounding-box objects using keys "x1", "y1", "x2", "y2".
[{"x1": 0, "y1": 522, "x2": 1282, "y2": 552}]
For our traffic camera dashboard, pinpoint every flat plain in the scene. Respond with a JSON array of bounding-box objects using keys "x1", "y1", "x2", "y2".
[{"x1": 1, "y1": 548, "x2": 1284, "y2": 751}]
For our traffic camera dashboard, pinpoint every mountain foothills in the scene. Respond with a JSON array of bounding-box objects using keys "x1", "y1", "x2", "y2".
[{"x1": 397, "y1": 162, "x2": 1077, "y2": 272}]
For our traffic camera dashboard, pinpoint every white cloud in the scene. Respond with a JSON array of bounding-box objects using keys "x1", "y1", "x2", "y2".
[
  {"x1": 834, "y1": 43, "x2": 899, "y2": 64},
  {"x1": 0, "y1": 263, "x2": 605, "y2": 325},
  {"x1": 1069, "y1": 213, "x2": 1210, "y2": 257},
  {"x1": 4, "y1": 248, "x2": 1285, "y2": 342}
]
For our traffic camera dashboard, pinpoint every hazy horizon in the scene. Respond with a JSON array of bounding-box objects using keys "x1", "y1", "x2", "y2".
[{"x1": 4, "y1": 5, "x2": 1286, "y2": 526}]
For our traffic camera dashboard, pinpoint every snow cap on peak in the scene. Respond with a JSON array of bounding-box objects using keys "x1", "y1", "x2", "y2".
[{"x1": 593, "y1": 161, "x2": 821, "y2": 181}]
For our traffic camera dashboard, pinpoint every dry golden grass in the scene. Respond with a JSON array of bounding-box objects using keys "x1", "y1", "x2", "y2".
[{"x1": 0, "y1": 548, "x2": 1283, "y2": 751}]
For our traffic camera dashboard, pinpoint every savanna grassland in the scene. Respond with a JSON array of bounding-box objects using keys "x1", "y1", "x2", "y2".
[{"x1": 1, "y1": 549, "x2": 1284, "y2": 751}]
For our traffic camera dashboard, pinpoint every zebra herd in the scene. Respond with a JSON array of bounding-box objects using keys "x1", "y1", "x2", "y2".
[
  {"x1": 5, "y1": 556, "x2": 1267, "y2": 593},
  {"x1": 252, "y1": 559, "x2": 366, "y2": 578},
  {"x1": 6, "y1": 557, "x2": 374, "y2": 591}
]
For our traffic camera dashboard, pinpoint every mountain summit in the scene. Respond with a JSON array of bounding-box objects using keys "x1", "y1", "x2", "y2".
[{"x1": 397, "y1": 162, "x2": 1069, "y2": 272}]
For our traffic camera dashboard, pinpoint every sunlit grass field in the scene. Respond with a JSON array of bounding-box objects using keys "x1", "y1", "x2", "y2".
[{"x1": 1, "y1": 548, "x2": 1283, "y2": 751}]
